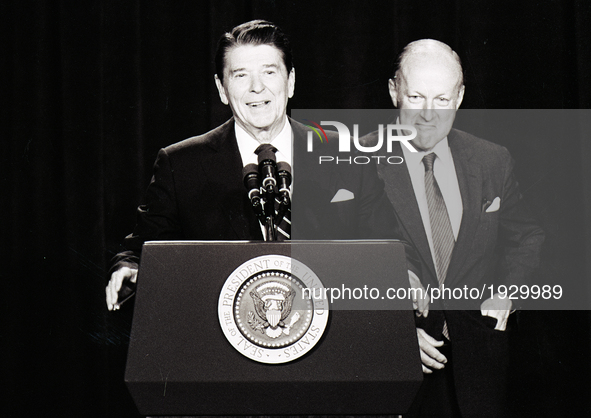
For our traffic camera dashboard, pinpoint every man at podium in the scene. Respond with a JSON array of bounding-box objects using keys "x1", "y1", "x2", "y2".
[{"x1": 106, "y1": 20, "x2": 419, "y2": 310}]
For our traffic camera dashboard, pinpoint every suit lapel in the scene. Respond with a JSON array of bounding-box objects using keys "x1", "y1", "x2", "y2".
[
  {"x1": 289, "y1": 119, "x2": 340, "y2": 239},
  {"x1": 445, "y1": 130, "x2": 482, "y2": 287},
  {"x1": 380, "y1": 132, "x2": 484, "y2": 287},
  {"x1": 290, "y1": 118, "x2": 338, "y2": 190},
  {"x1": 378, "y1": 142, "x2": 438, "y2": 284},
  {"x1": 200, "y1": 118, "x2": 263, "y2": 240}
]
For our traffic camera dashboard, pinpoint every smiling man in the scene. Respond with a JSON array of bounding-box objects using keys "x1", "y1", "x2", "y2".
[
  {"x1": 362, "y1": 40, "x2": 544, "y2": 417},
  {"x1": 106, "y1": 21, "x2": 418, "y2": 311},
  {"x1": 214, "y1": 43, "x2": 294, "y2": 143}
]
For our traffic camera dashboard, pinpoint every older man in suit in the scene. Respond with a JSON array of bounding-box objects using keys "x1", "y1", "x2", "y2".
[
  {"x1": 106, "y1": 20, "x2": 417, "y2": 310},
  {"x1": 362, "y1": 40, "x2": 544, "y2": 417}
]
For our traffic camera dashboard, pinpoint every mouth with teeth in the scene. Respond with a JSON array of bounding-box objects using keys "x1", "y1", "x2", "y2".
[{"x1": 247, "y1": 100, "x2": 271, "y2": 108}]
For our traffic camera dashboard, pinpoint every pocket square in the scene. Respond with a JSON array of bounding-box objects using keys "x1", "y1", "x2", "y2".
[
  {"x1": 485, "y1": 196, "x2": 501, "y2": 212},
  {"x1": 331, "y1": 189, "x2": 355, "y2": 203}
]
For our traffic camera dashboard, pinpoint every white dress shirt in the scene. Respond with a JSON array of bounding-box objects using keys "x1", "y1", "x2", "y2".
[
  {"x1": 401, "y1": 137, "x2": 463, "y2": 265},
  {"x1": 235, "y1": 117, "x2": 293, "y2": 168}
]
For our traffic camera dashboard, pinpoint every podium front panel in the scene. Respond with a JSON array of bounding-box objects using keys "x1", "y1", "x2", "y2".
[{"x1": 125, "y1": 240, "x2": 422, "y2": 415}]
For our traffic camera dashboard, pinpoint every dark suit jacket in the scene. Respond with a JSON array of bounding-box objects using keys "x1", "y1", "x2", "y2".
[
  {"x1": 112, "y1": 118, "x2": 416, "y2": 272},
  {"x1": 363, "y1": 127, "x2": 544, "y2": 417}
]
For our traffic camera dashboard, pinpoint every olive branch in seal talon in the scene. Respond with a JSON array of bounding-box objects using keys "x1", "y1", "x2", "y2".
[{"x1": 248, "y1": 311, "x2": 266, "y2": 333}]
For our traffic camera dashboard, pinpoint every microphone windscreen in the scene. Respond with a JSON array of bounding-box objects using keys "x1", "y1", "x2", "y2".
[
  {"x1": 257, "y1": 148, "x2": 277, "y2": 164},
  {"x1": 243, "y1": 163, "x2": 260, "y2": 188},
  {"x1": 276, "y1": 161, "x2": 292, "y2": 175},
  {"x1": 243, "y1": 163, "x2": 258, "y2": 177}
]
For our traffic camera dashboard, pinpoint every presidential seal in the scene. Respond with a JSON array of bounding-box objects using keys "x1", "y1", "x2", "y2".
[{"x1": 218, "y1": 255, "x2": 329, "y2": 364}]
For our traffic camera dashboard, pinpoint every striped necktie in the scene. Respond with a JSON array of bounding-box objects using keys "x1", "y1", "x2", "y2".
[
  {"x1": 423, "y1": 152, "x2": 455, "y2": 338},
  {"x1": 275, "y1": 197, "x2": 291, "y2": 240}
]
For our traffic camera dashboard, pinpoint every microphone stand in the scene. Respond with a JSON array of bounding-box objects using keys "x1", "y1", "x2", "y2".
[
  {"x1": 257, "y1": 146, "x2": 279, "y2": 241},
  {"x1": 262, "y1": 179, "x2": 277, "y2": 241},
  {"x1": 244, "y1": 151, "x2": 280, "y2": 241},
  {"x1": 275, "y1": 161, "x2": 291, "y2": 229}
]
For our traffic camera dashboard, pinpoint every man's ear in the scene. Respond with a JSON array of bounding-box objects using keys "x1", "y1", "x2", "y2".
[
  {"x1": 287, "y1": 67, "x2": 295, "y2": 99},
  {"x1": 388, "y1": 78, "x2": 398, "y2": 107},
  {"x1": 456, "y1": 85, "x2": 465, "y2": 109},
  {"x1": 214, "y1": 74, "x2": 229, "y2": 105}
]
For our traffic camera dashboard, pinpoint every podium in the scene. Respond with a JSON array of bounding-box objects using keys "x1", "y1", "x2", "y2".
[{"x1": 125, "y1": 240, "x2": 422, "y2": 416}]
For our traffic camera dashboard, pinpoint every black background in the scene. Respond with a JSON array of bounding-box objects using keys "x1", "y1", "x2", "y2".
[{"x1": 2, "y1": 0, "x2": 590, "y2": 416}]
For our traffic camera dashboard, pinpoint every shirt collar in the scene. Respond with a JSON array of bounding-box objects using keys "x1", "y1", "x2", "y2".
[
  {"x1": 402, "y1": 136, "x2": 452, "y2": 170},
  {"x1": 398, "y1": 117, "x2": 453, "y2": 170},
  {"x1": 235, "y1": 116, "x2": 292, "y2": 166}
]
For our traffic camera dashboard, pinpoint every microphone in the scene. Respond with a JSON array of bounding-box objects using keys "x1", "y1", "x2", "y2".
[
  {"x1": 255, "y1": 144, "x2": 279, "y2": 240},
  {"x1": 276, "y1": 161, "x2": 292, "y2": 206},
  {"x1": 257, "y1": 145, "x2": 277, "y2": 194},
  {"x1": 243, "y1": 163, "x2": 263, "y2": 217},
  {"x1": 275, "y1": 161, "x2": 291, "y2": 227}
]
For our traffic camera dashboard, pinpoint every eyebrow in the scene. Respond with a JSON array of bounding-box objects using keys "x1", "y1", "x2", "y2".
[
  {"x1": 229, "y1": 67, "x2": 247, "y2": 75},
  {"x1": 407, "y1": 90, "x2": 451, "y2": 98},
  {"x1": 228, "y1": 63, "x2": 280, "y2": 75}
]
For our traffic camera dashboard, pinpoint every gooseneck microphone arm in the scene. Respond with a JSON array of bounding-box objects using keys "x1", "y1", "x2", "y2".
[
  {"x1": 242, "y1": 164, "x2": 264, "y2": 220},
  {"x1": 275, "y1": 161, "x2": 292, "y2": 224},
  {"x1": 257, "y1": 146, "x2": 278, "y2": 241}
]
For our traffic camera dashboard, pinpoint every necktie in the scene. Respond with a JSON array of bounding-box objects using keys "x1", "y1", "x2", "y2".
[
  {"x1": 254, "y1": 144, "x2": 291, "y2": 241},
  {"x1": 255, "y1": 143, "x2": 278, "y2": 160},
  {"x1": 423, "y1": 153, "x2": 455, "y2": 338},
  {"x1": 275, "y1": 196, "x2": 291, "y2": 240}
]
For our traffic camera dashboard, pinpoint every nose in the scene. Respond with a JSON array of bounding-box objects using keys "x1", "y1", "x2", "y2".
[
  {"x1": 420, "y1": 101, "x2": 434, "y2": 121},
  {"x1": 250, "y1": 74, "x2": 265, "y2": 93}
]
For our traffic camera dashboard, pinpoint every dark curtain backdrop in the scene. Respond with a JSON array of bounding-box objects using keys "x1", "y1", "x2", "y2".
[{"x1": 2, "y1": 1, "x2": 590, "y2": 417}]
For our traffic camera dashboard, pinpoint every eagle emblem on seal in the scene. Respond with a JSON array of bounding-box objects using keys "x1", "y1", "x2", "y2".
[{"x1": 249, "y1": 281, "x2": 300, "y2": 339}]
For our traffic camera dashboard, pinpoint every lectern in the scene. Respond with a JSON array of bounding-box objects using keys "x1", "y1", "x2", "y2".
[{"x1": 125, "y1": 240, "x2": 422, "y2": 416}]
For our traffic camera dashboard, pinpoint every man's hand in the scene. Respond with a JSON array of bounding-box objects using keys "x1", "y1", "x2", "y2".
[
  {"x1": 106, "y1": 266, "x2": 138, "y2": 311},
  {"x1": 408, "y1": 270, "x2": 430, "y2": 317},
  {"x1": 481, "y1": 293, "x2": 513, "y2": 331},
  {"x1": 416, "y1": 328, "x2": 447, "y2": 374}
]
